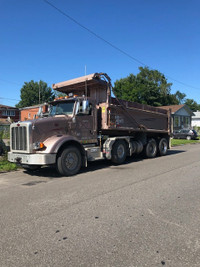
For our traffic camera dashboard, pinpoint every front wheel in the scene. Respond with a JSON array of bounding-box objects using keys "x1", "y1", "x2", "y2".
[
  {"x1": 111, "y1": 140, "x2": 127, "y2": 164},
  {"x1": 57, "y1": 146, "x2": 81, "y2": 176}
]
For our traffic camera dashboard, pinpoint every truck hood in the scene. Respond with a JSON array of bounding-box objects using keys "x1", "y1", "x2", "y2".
[{"x1": 32, "y1": 116, "x2": 70, "y2": 142}]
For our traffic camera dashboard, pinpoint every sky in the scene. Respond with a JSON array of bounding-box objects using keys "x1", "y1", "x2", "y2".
[{"x1": 0, "y1": 0, "x2": 200, "y2": 107}]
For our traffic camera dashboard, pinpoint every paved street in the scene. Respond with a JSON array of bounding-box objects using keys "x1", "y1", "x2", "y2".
[{"x1": 0, "y1": 144, "x2": 200, "y2": 267}]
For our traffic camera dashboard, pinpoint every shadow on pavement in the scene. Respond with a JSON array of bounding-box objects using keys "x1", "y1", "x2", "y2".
[
  {"x1": 166, "y1": 149, "x2": 186, "y2": 155},
  {"x1": 23, "y1": 148, "x2": 185, "y2": 179}
]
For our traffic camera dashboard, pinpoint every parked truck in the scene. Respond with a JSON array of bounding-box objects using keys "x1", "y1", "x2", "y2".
[{"x1": 8, "y1": 73, "x2": 171, "y2": 176}]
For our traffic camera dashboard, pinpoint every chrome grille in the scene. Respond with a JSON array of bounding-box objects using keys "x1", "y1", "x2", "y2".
[{"x1": 11, "y1": 126, "x2": 27, "y2": 151}]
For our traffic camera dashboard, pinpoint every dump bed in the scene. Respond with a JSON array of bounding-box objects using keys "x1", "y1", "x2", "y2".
[
  {"x1": 52, "y1": 72, "x2": 171, "y2": 134},
  {"x1": 99, "y1": 98, "x2": 170, "y2": 134}
]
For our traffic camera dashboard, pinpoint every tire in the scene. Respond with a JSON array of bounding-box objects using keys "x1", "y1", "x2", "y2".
[
  {"x1": 186, "y1": 136, "x2": 191, "y2": 140},
  {"x1": 158, "y1": 138, "x2": 168, "y2": 156},
  {"x1": 22, "y1": 165, "x2": 41, "y2": 172},
  {"x1": 57, "y1": 146, "x2": 81, "y2": 176},
  {"x1": 111, "y1": 140, "x2": 127, "y2": 164},
  {"x1": 145, "y1": 139, "x2": 157, "y2": 158}
]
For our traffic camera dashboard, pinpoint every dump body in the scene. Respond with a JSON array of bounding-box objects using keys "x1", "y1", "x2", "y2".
[
  {"x1": 52, "y1": 73, "x2": 171, "y2": 135},
  {"x1": 99, "y1": 98, "x2": 170, "y2": 135}
]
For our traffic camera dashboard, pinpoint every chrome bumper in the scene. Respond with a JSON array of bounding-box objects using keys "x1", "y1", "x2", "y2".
[{"x1": 8, "y1": 152, "x2": 56, "y2": 165}]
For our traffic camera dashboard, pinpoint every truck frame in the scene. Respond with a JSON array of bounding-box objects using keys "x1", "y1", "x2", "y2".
[{"x1": 8, "y1": 73, "x2": 171, "y2": 176}]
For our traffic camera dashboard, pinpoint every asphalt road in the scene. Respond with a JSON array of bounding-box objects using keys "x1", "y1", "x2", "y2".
[{"x1": 0, "y1": 144, "x2": 200, "y2": 267}]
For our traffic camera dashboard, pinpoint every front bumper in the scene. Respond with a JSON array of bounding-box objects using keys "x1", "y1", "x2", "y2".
[{"x1": 8, "y1": 152, "x2": 56, "y2": 165}]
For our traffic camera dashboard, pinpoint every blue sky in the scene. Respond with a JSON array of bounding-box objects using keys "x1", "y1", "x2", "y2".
[{"x1": 0, "y1": 0, "x2": 200, "y2": 106}]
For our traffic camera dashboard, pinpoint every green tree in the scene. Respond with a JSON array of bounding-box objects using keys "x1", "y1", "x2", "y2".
[
  {"x1": 113, "y1": 67, "x2": 178, "y2": 106},
  {"x1": 184, "y1": 98, "x2": 200, "y2": 112},
  {"x1": 174, "y1": 90, "x2": 186, "y2": 104},
  {"x1": 16, "y1": 80, "x2": 55, "y2": 108}
]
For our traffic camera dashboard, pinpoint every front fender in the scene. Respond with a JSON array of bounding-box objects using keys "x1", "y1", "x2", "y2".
[{"x1": 41, "y1": 135, "x2": 83, "y2": 154}]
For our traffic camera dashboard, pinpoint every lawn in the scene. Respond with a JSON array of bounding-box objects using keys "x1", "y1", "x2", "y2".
[
  {"x1": 0, "y1": 158, "x2": 18, "y2": 172},
  {"x1": 171, "y1": 138, "x2": 200, "y2": 146}
]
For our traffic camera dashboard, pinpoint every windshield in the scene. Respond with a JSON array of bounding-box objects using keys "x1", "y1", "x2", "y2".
[{"x1": 49, "y1": 101, "x2": 75, "y2": 116}]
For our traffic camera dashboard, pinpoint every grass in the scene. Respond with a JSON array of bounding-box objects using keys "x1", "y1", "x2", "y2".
[
  {"x1": 171, "y1": 138, "x2": 200, "y2": 146},
  {"x1": 0, "y1": 156, "x2": 18, "y2": 172}
]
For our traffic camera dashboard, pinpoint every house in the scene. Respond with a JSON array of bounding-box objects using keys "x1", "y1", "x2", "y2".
[
  {"x1": 160, "y1": 104, "x2": 194, "y2": 132},
  {"x1": 192, "y1": 111, "x2": 200, "y2": 128},
  {"x1": 0, "y1": 105, "x2": 19, "y2": 141},
  {"x1": 20, "y1": 103, "x2": 49, "y2": 121},
  {"x1": 0, "y1": 104, "x2": 20, "y2": 123}
]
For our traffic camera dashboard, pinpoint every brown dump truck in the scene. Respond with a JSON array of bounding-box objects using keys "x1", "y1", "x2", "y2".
[{"x1": 8, "y1": 73, "x2": 171, "y2": 176}]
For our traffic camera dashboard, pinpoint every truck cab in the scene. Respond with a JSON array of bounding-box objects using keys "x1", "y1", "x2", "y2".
[{"x1": 49, "y1": 96, "x2": 98, "y2": 142}]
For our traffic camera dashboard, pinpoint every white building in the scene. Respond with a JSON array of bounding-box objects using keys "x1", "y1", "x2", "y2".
[{"x1": 192, "y1": 111, "x2": 200, "y2": 127}]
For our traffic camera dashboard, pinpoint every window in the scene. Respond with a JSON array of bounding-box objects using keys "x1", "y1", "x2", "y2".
[
  {"x1": 49, "y1": 101, "x2": 75, "y2": 116},
  {"x1": 185, "y1": 117, "x2": 190, "y2": 125},
  {"x1": 2, "y1": 109, "x2": 16, "y2": 116},
  {"x1": 174, "y1": 116, "x2": 180, "y2": 127}
]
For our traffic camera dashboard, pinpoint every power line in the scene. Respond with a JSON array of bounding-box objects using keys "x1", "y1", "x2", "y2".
[
  {"x1": 0, "y1": 97, "x2": 20, "y2": 101},
  {"x1": 0, "y1": 79, "x2": 21, "y2": 86},
  {"x1": 43, "y1": 0, "x2": 200, "y2": 91},
  {"x1": 43, "y1": 0, "x2": 146, "y2": 67}
]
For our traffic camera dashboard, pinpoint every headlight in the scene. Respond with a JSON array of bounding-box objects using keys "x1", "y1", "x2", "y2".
[{"x1": 33, "y1": 142, "x2": 46, "y2": 150}]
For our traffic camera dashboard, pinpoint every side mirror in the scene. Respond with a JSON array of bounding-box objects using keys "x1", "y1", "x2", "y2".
[
  {"x1": 82, "y1": 100, "x2": 89, "y2": 114},
  {"x1": 75, "y1": 100, "x2": 90, "y2": 115},
  {"x1": 75, "y1": 102, "x2": 80, "y2": 115}
]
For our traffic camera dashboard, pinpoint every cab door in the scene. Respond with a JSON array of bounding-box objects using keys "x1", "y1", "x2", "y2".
[{"x1": 73, "y1": 100, "x2": 97, "y2": 144}]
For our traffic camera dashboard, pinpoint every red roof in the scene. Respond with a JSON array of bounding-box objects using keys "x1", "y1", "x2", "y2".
[
  {"x1": 0, "y1": 104, "x2": 18, "y2": 110},
  {"x1": 159, "y1": 105, "x2": 185, "y2": 113}
]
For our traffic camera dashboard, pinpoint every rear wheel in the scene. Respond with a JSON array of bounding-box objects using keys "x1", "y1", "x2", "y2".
[
  {"x1": 158, "y1": 138, "x2": 168, "y2": 156},
  {"x1": 145, "y1": 139, "x2": 157, "y2": 158},
  {"x1": 111, "y1": 140, "x2": 127, "y2": 164},
  {"x1": 57, "y1": 146, "x2": 81, "y2": 176},
  {"x1": 186, "y1": 136, "x2": 191, "y2": 140}
]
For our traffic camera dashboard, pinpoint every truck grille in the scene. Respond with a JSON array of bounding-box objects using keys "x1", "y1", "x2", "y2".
[{"x1": 11, "y1": 126, "x2": 27, "y2": 151}]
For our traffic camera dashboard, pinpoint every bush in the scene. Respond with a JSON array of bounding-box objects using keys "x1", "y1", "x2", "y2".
[
  {"x1": 0, "y1": 127, "x2": 10, "y2": 155},
  {"x1": 0, "y1": 125, "x2": 10, "y2": 139},
  {"x1": 0, "y1": 159, "x2": 18, "y2": 172},
  {"x1": 193, "y1": 126, "x2": 200, "y2": 135}
]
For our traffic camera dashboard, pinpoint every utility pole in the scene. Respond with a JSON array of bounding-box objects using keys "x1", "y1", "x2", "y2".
[
  {"x1": 85, "y1": 65, "x2": 87, "y2": 99},
  {"x1": 39, "y1": 80, "x2": 40, "y2": 104}
]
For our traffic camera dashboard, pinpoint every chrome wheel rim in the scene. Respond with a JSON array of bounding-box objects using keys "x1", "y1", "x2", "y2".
[
  {"x1": 117, "y1": 144, "x2": 125, "y2": 159},
  {"x1": 65, "y1": 152, "x2": 78, "y2": 170},
  {"x1": 149, "y1": 143, "x2": 156, "y2": 154},
  {"x1": 162, "y1": 142, "x2": 167, "y2": 153}
]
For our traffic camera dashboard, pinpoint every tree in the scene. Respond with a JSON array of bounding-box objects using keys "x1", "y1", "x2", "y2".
[
  {"x1": 113, "y1": 67, "x2": 178, "y2": 106},
  {"x1": 174, "y1": 91, "x2": 186, "y2": 104},
  {"x1": 16, "y1": 80, "x2": 55, "y2": 108},
  {"x1": 184, "y1": 98, "x2": 200, "y2": 112}
]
